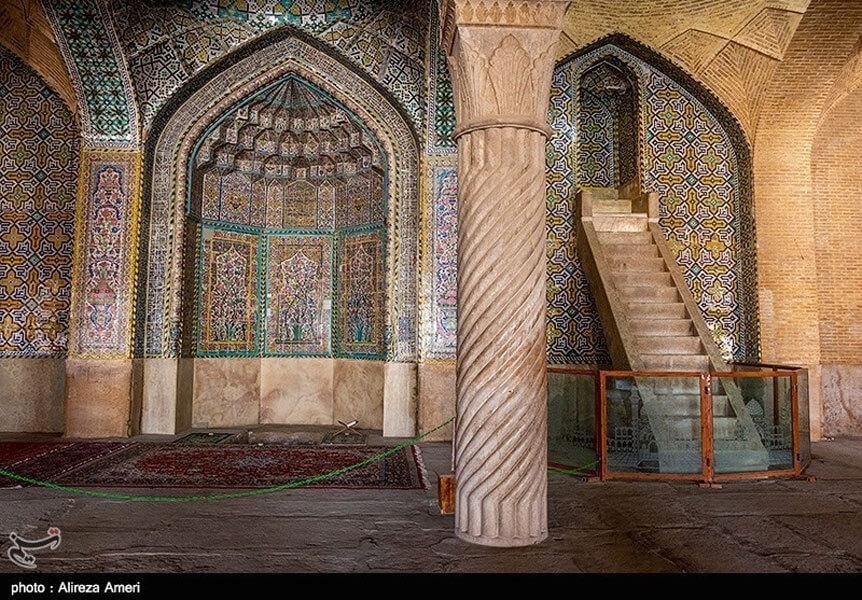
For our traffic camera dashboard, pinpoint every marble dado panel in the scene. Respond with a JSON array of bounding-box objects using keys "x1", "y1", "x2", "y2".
[{"x1": 189, "y1": 357, "x2": 386, "y2": 431}]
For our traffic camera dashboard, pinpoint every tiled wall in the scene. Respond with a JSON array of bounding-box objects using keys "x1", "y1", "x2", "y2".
[
  {"x1": 191, "y1": 73, "x2": 387, "y2": 360},
  {"x1": 0, "y1": 48, "x2": 79, "y2": 357}
]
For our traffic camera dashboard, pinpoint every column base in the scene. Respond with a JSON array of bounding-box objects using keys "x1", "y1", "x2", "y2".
[{"x1": 455, "y1": 530, "x2": 548, "y2": 548}]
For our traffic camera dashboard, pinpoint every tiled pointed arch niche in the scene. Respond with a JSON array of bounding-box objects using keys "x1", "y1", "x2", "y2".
[
  {"x1": 546, "y1": 39, "x2": 760, "y2": 364},
  {"x1": 137, "y1": 35, "x2": 419, "y2": 437},
  {"x1": 189, "y1": 74, "x2": 387, "y2": 360}
]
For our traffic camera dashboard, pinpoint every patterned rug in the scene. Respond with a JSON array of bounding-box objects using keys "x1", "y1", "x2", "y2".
[
  {"x1": 0, "y1": 442, "x2": 426, "y2": 490},
  {"x1": 0, "y1": 442, "x2": 130, "y2": 488}
]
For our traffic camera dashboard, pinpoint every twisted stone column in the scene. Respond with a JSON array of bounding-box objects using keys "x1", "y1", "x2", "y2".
[{"x1": 440, "y1": 0, "x2": 569, "y2": 547}]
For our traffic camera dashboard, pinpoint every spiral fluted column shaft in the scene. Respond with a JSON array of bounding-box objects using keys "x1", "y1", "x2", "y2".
[
  {"x1": 454, "y1": 126, "x2": 549, "y2": 546},
  {"x1": 440, "y1": 0, "x2": 569, "y2": 547}
]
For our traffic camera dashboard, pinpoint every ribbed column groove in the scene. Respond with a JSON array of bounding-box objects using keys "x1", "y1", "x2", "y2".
[{"x1": 454, "y1": 126, "x2": 549, "y2": 546}]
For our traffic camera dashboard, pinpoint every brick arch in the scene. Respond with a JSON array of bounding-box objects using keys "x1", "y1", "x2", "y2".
[{"x1": 753, "y1": 0, "x2": 862, "y2": 368}]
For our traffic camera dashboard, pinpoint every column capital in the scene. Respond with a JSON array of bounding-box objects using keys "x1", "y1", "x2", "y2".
[{"x1": 439, "y1": 0, "x2": 570, "y2": 139}]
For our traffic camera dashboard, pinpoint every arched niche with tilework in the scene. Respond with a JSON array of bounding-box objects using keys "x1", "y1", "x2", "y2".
[
  {"x1": 547, "y1": 34, "x2": 759, "y2": 364},
  {"x1": 133, "y1": 30, "x2": 419, "y2": 434}
]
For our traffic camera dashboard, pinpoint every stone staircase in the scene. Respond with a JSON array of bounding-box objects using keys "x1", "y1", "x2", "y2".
[{"x1": 577, "y1": 187, "x2": 768, "y2": 474}]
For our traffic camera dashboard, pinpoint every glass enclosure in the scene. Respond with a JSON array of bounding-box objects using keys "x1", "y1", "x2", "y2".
[
  {"x1": 547, "y1": 366, "x2": 806, "y2": 481},
  {"x1": 548, "y1": 370, "x2": 597, "y2": 473},
  {"x1": 604, "y1": 374, "x2": 703, "y2": 475},
  {"x1": 712, "y1": 372, "x2": 793, "y2": 473}
]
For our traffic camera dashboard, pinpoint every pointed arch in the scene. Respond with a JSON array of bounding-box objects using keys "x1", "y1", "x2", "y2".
[
  {"x1": 577, "y1": 56, "x2": 641, "y2": 190},
  {"x1": 550, "y1": 34, "x2": 760, "y2": 361},
  {"x1": 136, "y1": 32, "x2": 419, "y2": 363}
]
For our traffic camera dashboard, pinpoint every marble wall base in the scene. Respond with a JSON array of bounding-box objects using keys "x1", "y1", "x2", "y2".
[
  {"x1": 147, "y1": 358, "x2": 436, "y2": 435},
  {"x1": 171, "y1": 358, "x2": 393, "y2": 432},
  {"x1": 334, "y1": 359, "x2": 384, "y2": 430},
  {"x1": 418, "y1": 362, "x2": 456, "y2": 442},
  {"x1": 0, "y1": 358, "x2": 65, "y2": 432},
  {"x1": 65, "y1": 358, "x2": 132, "y2": 438},
  {"x1": 260, "y1": 357, "x2": 333, "y2": 425},
  {"x1": 192, "y1": 358, "x2": 260, "y2": 428},
  {"x1": 383, "y1": 362, "x2": 417, "y2": 437},
  {"x1": 141, "y1": 358, "x2": 178, "y2": 434},
  {"x1": 821, "y1": 364, "x2": 862, "y2": 437}
]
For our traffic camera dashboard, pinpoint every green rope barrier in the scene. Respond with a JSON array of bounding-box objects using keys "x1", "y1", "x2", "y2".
[
  {"x1": 547, "y1": 461, "x2": 599, "y2": 477},
  {"x1": 0, "y1": 418, "x2": 599, "y2": 502},
  {"x1": 0, "y1": 418, "x2": 455, "y2": 503}
]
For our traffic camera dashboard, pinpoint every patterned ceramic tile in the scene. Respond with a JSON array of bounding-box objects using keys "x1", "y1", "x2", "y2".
[
  {"x1": 552, "y1": 42, "x2": 758, "y2": 360},
  {"x1": 426, "y1": 2, "x2": 455, "y2": 154},
  {"x1": 335, "y1": 230, "x2": 385, "y2": 358},
  {"x1": 264, "y1": 234, "x2": 332, "y2": 355},
  {"x1": 547, "y1": 63, "x2": 610, "y2": 364},
  {"x1": 139, "y1": 36, "x2": 417, "y2": 361},
  {"x1": 0, "y1": 49, "x2": 79, "y2": 357},
  {"x1": 197, "y1": 226, "x2": 259, "y2": 355},
  {"x1": 427, "y1": 166, "x2": 457, "y2": 358},
  {"x1": 109, "y1": 0, "x2": 426, "y2": 134},
  {"x1": 45, "y1": 0, "x2": 139, "y2": 146},
  {"x1": 73, "y1": 150, "x2": 141, "y2": 356}
]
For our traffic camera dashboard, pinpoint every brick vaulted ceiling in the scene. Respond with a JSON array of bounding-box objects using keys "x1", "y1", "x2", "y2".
[
  {"x1": 559, "y1": 0, "x2": 813, "y2": 136},
  {"x1": 6, "y1": 1, "x2": 858, "y2": 149},
  {"x1": 0, "y1": 0, "x2": 77, "y2": 114}
]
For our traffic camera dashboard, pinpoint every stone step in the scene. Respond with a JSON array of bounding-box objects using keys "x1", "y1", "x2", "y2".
[
  {"x1": 660, "y1": 415, "x2": 701, "y2": 439},
  {"x1": 602, "y1": 243, "x2": 661, "y2": 260},
  {"x1": 608, "y1": 256, "x2": 666, "y2": 272},
  {"x1": 626, "y1": 302, "x2": 687, "y2": 319},
  {"x1": 636, "y1": 336, "x2": 703, "y2": 355},
  {"x1": 619, "y1": 286, "x2": 680, "y2": 303},
  {"x1": 641, "y1": 354, "x2": 710, "y2": 371},
  {"x1": 593, "y1": 213, "x2": 649, "y2": 233},
  {"x1": 658, "y1": 415, "x2": 740, "y2": 439},
  {"x1": 630, "y1": 318, "x2": 693, "y2": 336},
  {"x1": 597, "y1": 231, "x2": 653, "y2": 245},
  {"x1": 592, "y1": 187, "x2": 618, "y2": 199},
  {"x1": 614, "y1": 271, "x2": 673, "y2": 288},
  {"x1": 713, "y1": 416, "x2": 743, "y2": 438},
  {"x1": 593, "y1": 199, "x2": 633, "y2": 213},
  {"x1": 712, "y1": 395, "x2": 734, "y2": 418},
  {"x1": 589, "y1": 187, "x2": 619, "y2": 201},
  {"x1": 645, "y1": 379, "x2": 701, "y2": 395}
]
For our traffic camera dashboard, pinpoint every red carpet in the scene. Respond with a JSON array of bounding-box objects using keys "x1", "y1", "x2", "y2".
[
  {"x1": 0, "y1": 441, "x2": 130, "y2": 487},
  {"x1": 0, "y1": 442, "x2": 426, "y2": 490}
]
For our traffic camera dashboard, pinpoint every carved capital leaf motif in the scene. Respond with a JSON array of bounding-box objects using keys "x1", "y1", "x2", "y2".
[
  {"x1": 443, "y1": 1, "x2": 568, "y2": 137},
  {"x1": 440, "y1": 0, "x2": 572, "y2": 52}
]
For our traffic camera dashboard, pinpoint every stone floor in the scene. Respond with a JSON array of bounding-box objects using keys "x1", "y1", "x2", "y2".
[{"x1": 0, "y1": 434, "x2": 859, "y2": 573}]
